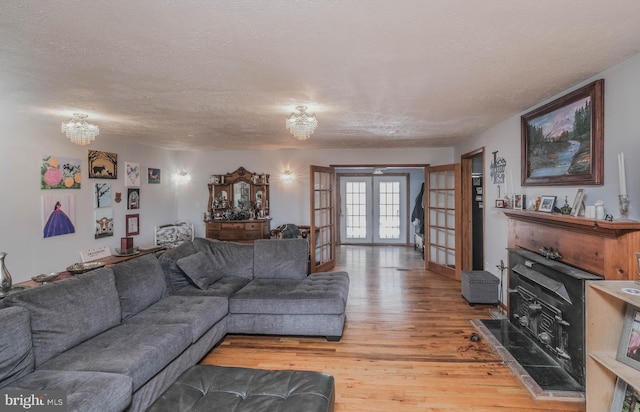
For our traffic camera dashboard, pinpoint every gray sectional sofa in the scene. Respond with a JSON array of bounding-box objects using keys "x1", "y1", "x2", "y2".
[{"x1": 0, "y1": 238, "x2": 349, "y2": 412}]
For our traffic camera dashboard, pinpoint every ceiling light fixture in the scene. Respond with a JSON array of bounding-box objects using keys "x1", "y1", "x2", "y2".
[
  {"x1": 61, "y1": 113, "x2": 99, "y2": 146},
  {"x1": 286, "y1": 106, "x2": 317, "y2": 141}
]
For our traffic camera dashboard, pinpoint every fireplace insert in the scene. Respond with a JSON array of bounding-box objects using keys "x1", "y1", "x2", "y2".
[{"x1": 507, "y1": 248, "x2": 603, "y2": 386}]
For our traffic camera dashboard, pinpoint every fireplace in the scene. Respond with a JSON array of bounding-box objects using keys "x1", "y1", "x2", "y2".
[
  {"x1": 507, "y1": 248, "x2": 602, "y2": 387},
  {"x1": 473, "y1": 210, "x2": 640, "y2": 400}
]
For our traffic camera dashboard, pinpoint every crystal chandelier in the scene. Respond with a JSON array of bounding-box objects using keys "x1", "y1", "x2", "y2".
[
  {"x1": 286, "y1": 106, "x2": 317, "y2": 141},
  {"x1": 61, "y1": 113, "x2": 99, "y2": 146}
]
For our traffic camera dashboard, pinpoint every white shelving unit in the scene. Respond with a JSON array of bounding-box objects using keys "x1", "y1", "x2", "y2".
[{"x1": 586, "y1": 280, "x2": 640, "y2": 411}]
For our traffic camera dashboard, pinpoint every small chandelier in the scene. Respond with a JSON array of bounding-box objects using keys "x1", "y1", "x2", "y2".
[
  {"x1": 286, "y1": 106, "x2": 317, "y2": 141},
  {"x1": 61, "y1": 113, "x2": 99, "y2": 146}
]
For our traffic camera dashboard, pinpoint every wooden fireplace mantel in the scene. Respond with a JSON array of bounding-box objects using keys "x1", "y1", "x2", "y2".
[{"x1": 503, "y1": 209, "x2": 640, "y2": 280}]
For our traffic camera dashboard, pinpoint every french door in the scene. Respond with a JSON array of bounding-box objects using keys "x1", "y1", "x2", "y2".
[
  {"x1": 339, "y1": 174, "x2": 408, "y2": 245},
  {"x1": 426, "y1": 164, "x2": 461, "y2": 280},
  {"x1": 309, "y1": 165, "x2": 336, "y2": 272}
]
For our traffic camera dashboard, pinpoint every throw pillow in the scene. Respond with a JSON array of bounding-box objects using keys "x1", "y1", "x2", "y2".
[{"x1": 177, "y1": 251, "x2": 222, "y2": 289}]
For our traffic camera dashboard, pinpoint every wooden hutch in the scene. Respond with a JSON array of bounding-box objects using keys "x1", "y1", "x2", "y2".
[{"x1": 206, "y1": 167, "x2": 271, "y2": 243}]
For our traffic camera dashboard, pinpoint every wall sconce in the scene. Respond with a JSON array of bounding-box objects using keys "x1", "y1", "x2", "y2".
[
  {"x1": 280, "y1": 170, "x2": 295, "y2": 184},
  {"x1": 172, "y1": 169, "x2": 191, "y2": 184}
]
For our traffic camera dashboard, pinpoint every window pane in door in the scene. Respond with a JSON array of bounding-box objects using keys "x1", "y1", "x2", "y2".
[
  {"x1": 345, "y1": 181, "x2": 367, "y2": 239},
  {"x1": 378, "y1": 181, "x2": 400, "y2": 239}
]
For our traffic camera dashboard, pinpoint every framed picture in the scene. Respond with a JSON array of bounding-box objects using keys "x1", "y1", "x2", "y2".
[
  {"x1": 88, "y1": 150, "x2": 117, "y2": 179},
  {"x1": 610, "y1": 377, "x2": 640, "y2": 411},
  {"x1": 93, "y1": 183, "x2": 111, "y2": 208},
  {"x1": 42, "y1": 195, "x2": 76, "y2": 238},
  {"x1": 126, "y1": 214, "x2": 140, "y2": 236},
  {"x1": 513, "y1": 194, "x2": 525, "y2": 210},
  {"x1": 495, "y1": 199, "x2": 505, "y2": 208},
  {"x1": 617, "y1": 305, "x2": 640, "y2": 371},
  {"x1": 41, "y1": 155, "x2": 81, "y2": 189},
  {"x1": 570, "y1": 188, "x2": 585, "y2": 217},
  {"x1": 538, "y1": 196, "x2": 556, "y2": 213},
  {"x1": 94, "y1": 208, "x2": 113, "y2": 239},
  {"x1": 127, "y1": 188, "x2": 140, "y2": 210},
  {"x1": 125, "y1": 162, "x2": 140, "y2": 187},
  {"x1": 148, "y1": 168, "x2": 161, "y2": 184},
  {"x1": 521, "y1": 79, "x2": 604, "y2": 186}
]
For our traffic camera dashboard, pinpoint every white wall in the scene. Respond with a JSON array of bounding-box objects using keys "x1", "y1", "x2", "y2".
[
  {"x1": 175, "y1": 148, "x2": 454, "y2": 238},
  {"x1": 0, "y1": 106, "x2": 453, "y2": 285},
  {"x1": 454, "y1": 52, "x2": 640, "y2": 298},
  {"x1": 0, "y1": 109, "x2": 181, "y2": 283}
]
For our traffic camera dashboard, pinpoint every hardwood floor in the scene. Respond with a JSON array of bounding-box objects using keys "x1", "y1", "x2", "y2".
[{"x1": 201, "y1": 245, "x2": 586, "y2": 411}]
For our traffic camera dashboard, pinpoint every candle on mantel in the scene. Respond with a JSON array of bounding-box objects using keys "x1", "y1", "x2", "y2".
[{"x1": 618, "y1": 152, "x2": 627, "y2": 196}]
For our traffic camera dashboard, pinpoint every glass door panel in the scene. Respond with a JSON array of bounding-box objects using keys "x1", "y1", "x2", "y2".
[{"x1": 426, "y1": 164, "x2": 461, "y2": 280}]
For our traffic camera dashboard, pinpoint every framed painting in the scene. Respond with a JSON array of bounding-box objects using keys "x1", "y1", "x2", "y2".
[
  {"x1": 41, "y1": 155, "x2": 81, "y2": 189},
  {"x1": 88, "y1": 150, "x2": 117, "y2": 179},
  {"x1": 521, "y1": 79, "x2": 604, "y2": 186},
  {"x1": 125, "y1": 162, "x2": 140, "y2": 187},
  {"x1": 127, "y1": 188, "x2": 140, "y2": 210},
  {"x1": 95, "y1": 208, "x2": 113, "y2": 239},
  {"x1": 126, "y1": 214, "x2": 140, "y2": 236},
  {"x1": 93, "y1": 183, "x2": 111, "y2": 208},
  {"x1": 42, "y1": 195, "x2": 76, "y2": 238},
  {"x1": 148, "y1": 168, "x2": 161, "y2": 184}
]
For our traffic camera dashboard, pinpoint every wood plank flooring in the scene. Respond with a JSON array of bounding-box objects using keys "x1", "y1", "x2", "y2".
[{"x1": 201, "y1": 245, "x2": 586, "y2": 411}]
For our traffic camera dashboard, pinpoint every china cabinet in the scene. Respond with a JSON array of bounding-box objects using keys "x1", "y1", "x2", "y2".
[{"x1": 206, "y1": 167, "x2": 270, "y2": 242}]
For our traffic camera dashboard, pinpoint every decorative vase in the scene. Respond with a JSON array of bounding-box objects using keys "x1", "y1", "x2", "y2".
[{"x1": 0, "y1": 252, "x2": 12, "y2": 294}]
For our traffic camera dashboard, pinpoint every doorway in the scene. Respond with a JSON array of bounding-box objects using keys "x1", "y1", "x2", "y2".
[
  {"x1": 338, "y1": 174, "x2": 409, "y2": 245},
  {"x1": 461, "y1": 148, "x2": 485, "y2": 271}
]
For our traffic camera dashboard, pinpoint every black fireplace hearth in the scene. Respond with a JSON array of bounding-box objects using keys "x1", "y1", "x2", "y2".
[{"x1": 473, "y1": 247, "x2": 602, "y2": 400}]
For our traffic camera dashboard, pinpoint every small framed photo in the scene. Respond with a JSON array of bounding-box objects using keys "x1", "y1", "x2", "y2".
[
  {"x1": 125, "y1": 214, "x2": 140, "y2": 236},
  {"x1": 538, "y1": 196, "x2": 556, "y2": 213},
  {"x1": 610, "y1": 376, "x2": 640, "y2": 411},
  {"x1": 495, "y1": 199, "x2": 505, "y2": 208},
  {"x1": 617, "y1": 305, "x2": 640, "y2": 371},
  {"x1": 513, "y1": 194, "x2": 525, "y2": 210},
  {"x1": 571, "y1": 189, "x2": 585, "y2": 217}
]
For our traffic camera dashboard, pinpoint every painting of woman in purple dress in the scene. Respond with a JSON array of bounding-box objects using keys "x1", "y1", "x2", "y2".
[{"x1": 42, "y1": 195, "x2": 75, "y2": 238}]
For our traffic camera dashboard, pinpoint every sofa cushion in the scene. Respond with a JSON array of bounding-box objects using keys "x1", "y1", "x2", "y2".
[
  {"x1": 124, "y1": 295, "x2": 228, "y2": 342},
  {"x1": 39, "y1": 323, "x2": 192, "y2": 391},
  {"x1": 3, "y1": 268, "x2": 121, "y2": 368},
  {"x1": 158, "y1": 241, "x2": 198, "y2": 293},
  {"x1": 173, "y1": 276, "x2": 251, "y2": 298},
  {"x1": 0, "y1": 307, "x2": 34, "y2": 388},
  {"x1": 230, "y1": 272, "x2": 350, "y2": 315},
  {"x1": 253, "y1": 239, "x2": 308, "y2": 279},
  {"x1": 112, "y1": 253, "x2": 167, "y2": 320},
  {"x1": 193, "y1": 238, "x2": 254, "y2": 279},
  {"x1": 5, "y1": 370, "x2": 132, "y2": 412},
  {"x1": 177, "y1": 251, "x2": 223, "y2": 289}
]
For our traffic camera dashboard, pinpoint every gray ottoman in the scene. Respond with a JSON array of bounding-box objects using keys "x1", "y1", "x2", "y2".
[
  {"x1": 461, "y1": 270, "x2": 499, "y2": 305},
  {"x1": 147, "y1": 365, "x2": 335, "y2": 412}
]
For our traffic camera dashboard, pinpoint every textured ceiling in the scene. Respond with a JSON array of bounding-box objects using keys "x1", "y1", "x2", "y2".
[{"x1": 2, "y1": 1, "x2": 640, "y2": 151}]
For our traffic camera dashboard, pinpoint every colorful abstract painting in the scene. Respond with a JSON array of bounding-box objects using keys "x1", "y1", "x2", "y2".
[{"x1": 41, "y1": 155, "x2": 81, "y2": 189}]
